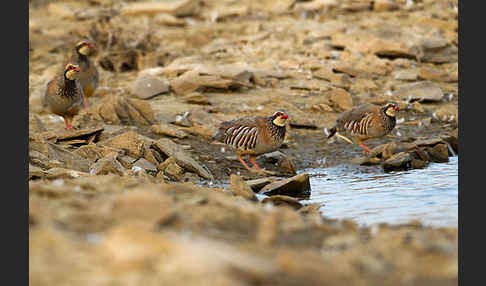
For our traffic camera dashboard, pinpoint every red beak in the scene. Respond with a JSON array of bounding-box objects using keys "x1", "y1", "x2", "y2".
[
  {"x1": 281, "y1": 114, "x2": 289, "y2": 119},
  {"x1": 74, "y1": 67, "x2": 82, "y2": 72}
]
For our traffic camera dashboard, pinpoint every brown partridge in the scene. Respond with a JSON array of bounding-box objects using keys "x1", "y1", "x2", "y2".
[
  {"x1": 43, "y1": 63, "x2": 84, "y2": 130},
  {"x1": 213, "y1": 111, "x2": 289, "y2": 173},
  {"x1": 69, "y1": 39, "x2": 99, "y2": 108},
  {"x1": 327, "y1": 102, "x2": 400, "y2": 154}
]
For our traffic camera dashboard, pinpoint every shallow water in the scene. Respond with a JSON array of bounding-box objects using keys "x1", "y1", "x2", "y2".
[{"x1": 300, "y1": 156, "x2": 458, "y2": 227}]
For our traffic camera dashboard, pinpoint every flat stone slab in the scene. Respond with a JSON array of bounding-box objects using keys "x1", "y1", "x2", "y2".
[
  {"x1": 260, "y1": 173, "x2": 311, "y2": 198},
  {"x1": 151, "y1": 138, "x2": 213, "y2": 180}
]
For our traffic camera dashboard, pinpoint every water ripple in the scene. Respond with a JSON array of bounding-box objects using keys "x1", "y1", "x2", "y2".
[{"x1": 300, "y1": 156, "x2": 458, "y2": 227}]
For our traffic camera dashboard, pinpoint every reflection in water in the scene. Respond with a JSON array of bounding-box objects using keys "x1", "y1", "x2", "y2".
[{"x1": 300, "y1": 156, "x2": 458, "y2": 227}]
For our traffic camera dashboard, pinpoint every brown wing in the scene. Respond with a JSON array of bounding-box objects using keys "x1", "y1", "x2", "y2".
[
  {"x1": 215, "y1": 116, "x2": 262, "y2": 151},
  {"x1": 335, "y1": 104, "x2": 380, "y2": 136}
]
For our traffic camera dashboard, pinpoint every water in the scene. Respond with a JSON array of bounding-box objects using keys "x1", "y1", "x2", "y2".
[{"x1": 300, "y1": 156, "x2": 458, "y2": 227}]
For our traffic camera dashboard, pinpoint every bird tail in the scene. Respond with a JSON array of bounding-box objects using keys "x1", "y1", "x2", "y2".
[{"x1": 327, "y1": 127, "x2": 337, "y2": 139}]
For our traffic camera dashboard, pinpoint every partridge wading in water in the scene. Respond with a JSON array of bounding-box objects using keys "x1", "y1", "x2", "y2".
[
  {"x1": 69, "y1": 39, "x2": 99, "y2": 108},
  {"x1": 327, "y1": 102, "x2": 400, "y2": 154},
  {"x1": 213, "y1": 111, "x2": 289, "y2": 174},
  {"x1": 43, "y1": 63, "x2": 84, "y2": 131}
]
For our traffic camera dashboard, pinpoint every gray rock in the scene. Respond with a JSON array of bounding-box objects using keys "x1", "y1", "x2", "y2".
[
  {"x1": 133, "y1": 158, "x2": 158, "y2": 176},
  {"x1": 260, "y1": 173, "x2": 311, "y2": 198},
  {"x1": 90, "y1": 153, "x2": 127, "y2": 176},
  {"x1": 151, "y1": 138, "x2": 214, "y2": 180},
  {"x1": 393, "y1": 81, "x2": 443, "y2": 103},
  {"x1": 46, "y1": 142, "x2": 92, "y2": 172},
  {"x1": 131, "y1": 72, "x2": 170, "y2": 99},
  {"x1": 382, "y1": 152, "x2": 412, "y2": 171},
  {"x1": 245, "y1": 177, "x2": 279, "y2": 192}
]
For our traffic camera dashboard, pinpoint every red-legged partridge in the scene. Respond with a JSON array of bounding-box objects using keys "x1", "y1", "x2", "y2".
[
  {"x1": 327, "y1": 102, "x2": 400, "y2": 154},
  {"x1": 43, "y1": 63, "x2": 84, "y2": 130},
  {"x1": 69, "y1": 39, "x2": 99, "y2": 108},
  {"x1": 214, "y1": 111, "x2": 289, "y2": 174}
]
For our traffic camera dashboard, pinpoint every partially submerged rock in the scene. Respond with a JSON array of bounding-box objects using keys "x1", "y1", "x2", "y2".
[
  {"x1": 260, "y1": 173, "x2": 311, "y2": 198},
  {"x1": 382, "y1": 152, "x2": 412, "y2": 171},
  {"x1": 245, "y1": 177, "x2": 279, "y2": 192}
]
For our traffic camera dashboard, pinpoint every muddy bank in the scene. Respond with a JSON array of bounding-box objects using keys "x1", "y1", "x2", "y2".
[{"x1": 29, "y1": 0, "x2": 458, "y2": 284}]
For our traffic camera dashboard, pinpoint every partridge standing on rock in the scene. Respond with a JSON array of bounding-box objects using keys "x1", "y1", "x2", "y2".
[
  {"x1": 43, "y1": 63, "x2": 84, "y2": 131},
  {"x1": 213, "y1": 111, "x2": 289, "y2": 174},
  {"x1": 327, "y1": 102, "x2": 400, "y2": 154},
  {"x1": 69, "y1": 39, "x2": 99, "y2": 108}
]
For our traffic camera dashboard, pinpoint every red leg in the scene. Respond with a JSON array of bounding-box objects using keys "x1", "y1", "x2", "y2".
[
  {"x1": 84, "y1": 97, "x2": 88, "y2": 109},
  {"x1": 249, "y1": 156, "x2": 263, "y2": 170},
  {"x1": 237, "y1": 154, "x2": 252, "y2": 170},
  {"x1": 64, "y1": 117, "x2": 71, "y2": 131},
  {"x1": 359, "y1": 142, "x2": 371, "y2": 154}
]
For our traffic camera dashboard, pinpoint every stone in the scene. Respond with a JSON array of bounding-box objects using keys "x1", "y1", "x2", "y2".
[
  {"x1": 393, "y1": 69, "x2": 418, "y2": 81},
  {"x1": 95, "y1": 95, "x2": 156, "y2": 126},
  {"x1": 29, "y1": 164, "x2": 45, "y2": 179},
  {"x1": 170, "y1": 69, "x2": 233, "y2": 95},
  {"x1": 427, "y1": 144, "x2": 449, "y2": 163},
  {"x1": 418, "y1": 67, "x2": 457, "y2": 83},
  {"x1": 55, "y1": 126, "x2": 104, "y2": 145},
  {"x1": 371, "y1": 142, "x2": 418, "y2": 160},
  {"x1": 100, "y1": 131, "x2": 144, "y2": 159},
  {"x1": 131, "y1": 72, "x2": 170, "y2": 99},
  {"x1": 151, "y1": 123, "x2": 188, "y2": 139},
  {"x1": 89, "y1": 153, "x2": 127, "y2": 176},
  {"x1": 158, "y1": 157, "x2": 185, "y2": 182},
  {"x1": 133, "y1": 158, "x2": 158, "y2": 176},
  {"x1": 260, "y1": 173, "x2": 311, "y2": 198},
  {"x1": 120, "y1": 0, "x2": 201, "y2": 17},
  {"x1": 44, "y1": 168, "x2": 91, "y2": 180},
  {"x1": 382, "y1": 152, "x2": 412, "y2": 171},
  {"x1": 73, "y1": 145, "x2": 120, "y2": 162},
  {"x1": 261, "y1": 195, "x2": 303, "y2": 210},
  {"x1": 46, "y1": 142, "x2": 92, "y2": 172},
  {"x1": 373, "y1": 0, "x2": 400, "y2": 11},
  {"x1": 245, "y1": 177, "x2": 279, "y2": 192},
  {"x1": 263, "y1": 151, "x2": 296, "y2": 175},
  {"x1": 230, "y1": 174, "x2": 258, "y2": 202},
  {"x1": 441, "y1": 129, "x2": 459, "y2": 155},
  {"x1": 393, "y1": 81, "x2": 444, "y2": 102},
  {"x1": 152, "y1": 138, "x2": 213, "y2": 180},
  {"x1": 327, "y1": 88, "x2": 353, "y2": 112},
  {"x1": 433, "y1": 106, "x2": 457, "y2": 123},
  {"x1": 313, "y1": 68, "x2": 352, "y2": 89},
  {"x1": 183, "y1": 92, "x2": 211, "y2": 105},
  {"x1": 117, "y1": 155, "x2": 138, "y2": 169}
]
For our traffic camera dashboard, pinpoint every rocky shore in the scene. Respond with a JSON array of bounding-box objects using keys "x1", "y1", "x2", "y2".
[{"x1": 29, "y1": 0, "x2": 458, "y2": 285}]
